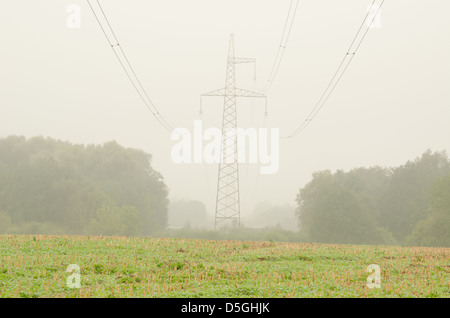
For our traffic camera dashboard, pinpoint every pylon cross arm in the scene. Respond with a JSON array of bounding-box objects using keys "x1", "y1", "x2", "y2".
[
  {"x1": 201, "y1": 88, "x2": 265, "y2": 98},
  {"x1": 201, "y1": 88, "x2": 226, "y2": 97},
  {"x1": 233, "y1": 57, "x2": 256, "y2": 64},
  {"x1": 234, "y1": 88, "x2": 266, "y2": 98}
]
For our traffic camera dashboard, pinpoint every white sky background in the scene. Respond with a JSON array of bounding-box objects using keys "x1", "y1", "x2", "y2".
[{"x1": 1, "y1": 1, "x2": 449, "y2": 221}]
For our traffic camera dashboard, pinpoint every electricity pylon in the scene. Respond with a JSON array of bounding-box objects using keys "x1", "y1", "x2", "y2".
[{"x1": 201, "y1": 34, "x2": 267, "y2": 229}]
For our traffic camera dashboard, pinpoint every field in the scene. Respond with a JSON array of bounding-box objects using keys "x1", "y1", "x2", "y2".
[{"x1": 0, "y1": 234, "x2": 449, "y2": 298}]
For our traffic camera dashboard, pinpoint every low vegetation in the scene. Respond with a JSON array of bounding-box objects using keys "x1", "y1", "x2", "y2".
[{"x1": 0, "y1": 235, "x2": 449, "y2": 298}]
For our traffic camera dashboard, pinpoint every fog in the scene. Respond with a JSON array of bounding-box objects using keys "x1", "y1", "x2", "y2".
[{"x1": 1, "y1": 0, "x2": 449, "y2": 229}]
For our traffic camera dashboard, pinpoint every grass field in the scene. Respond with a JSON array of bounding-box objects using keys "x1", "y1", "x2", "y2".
[{"x1": 0, "y1": 234, "x2": 449, "y2": 298}]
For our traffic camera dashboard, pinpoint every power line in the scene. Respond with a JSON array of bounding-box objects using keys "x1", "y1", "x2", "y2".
[
  {"x1": 261, "y1": 0, "x2": 300, "y2": 93},
  {"x1": 282, "y1": 0, "x2": 384, "y2": 139},
  {"x1": 87, "y1": 0, "x2": 176, "y2": 134},
  {"x1": 95, "y1": 0, "x2": 173, "y2": 130}
]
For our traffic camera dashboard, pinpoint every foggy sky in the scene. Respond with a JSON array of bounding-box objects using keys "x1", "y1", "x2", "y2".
[{"x1": 1, "y1": 0, "x2": 449, "y2": 219}]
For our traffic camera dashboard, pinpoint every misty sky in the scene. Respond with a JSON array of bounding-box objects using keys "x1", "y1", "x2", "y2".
[{"x1": 1, "y1": 0, "x2": 449, "y2": 219}]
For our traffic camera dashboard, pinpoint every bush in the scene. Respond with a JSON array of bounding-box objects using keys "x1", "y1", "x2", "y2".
[
  {"x1": 0, "y1": 212, "x2": 12, "y2": 234},
  {"x1": 5, "y1": 221, "x2": 66, "y2": 235},
  {"x1": 405, "y1": 174, "x2": 450, "y2": 247},
  {"x1": 157, "y1": 226, "x2": 310, "y2": 243},
  {"x1": 86, "y1": 204, "x2": 141, "y2": 236}
]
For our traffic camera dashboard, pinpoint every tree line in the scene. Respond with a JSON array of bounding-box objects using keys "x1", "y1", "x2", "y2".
[
  {"x1": 0, "y1": 136, "x2": 168, "y2": 236},
  {"x1": 0, "y1": 135, "x2": 449, "y2": 247},
  {"x1": 295, "y1": 150, "x2": 450, "y2": 247}
]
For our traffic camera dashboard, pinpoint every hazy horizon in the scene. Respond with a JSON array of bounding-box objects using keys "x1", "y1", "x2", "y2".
[{"x1": 1, "y1": 0, "x2": 449, "y2": 222}]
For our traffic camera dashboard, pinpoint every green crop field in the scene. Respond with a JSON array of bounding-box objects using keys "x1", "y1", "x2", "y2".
[{"x1": 0, "y1": 234, "x2": 449, "y2": 298}]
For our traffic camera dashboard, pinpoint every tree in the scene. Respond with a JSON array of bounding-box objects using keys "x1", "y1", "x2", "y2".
[
  {"x1": 246, "y1": 202, "x2": 297, "y2": 230},
  {"x1": 0, "y1": 136, "x2": 169, "y2": 235},
  {"x1": 0, "y1": 212, "x2": 11, "y2": 234},
  {"x1": 296, "y1": 170, "x2": 393, "y2": 245},
  {"x1": 168, "y1": 199, "x2": 209, "y2": 229},
  {"x1": 86, "y1": 204, "x2": 141, "y2": 236},
  {"x1": 295, "y1": 150, "x2": 450, "y2": 246},
  {"x1": 378, "y1": 150, "x2": 450, "y2": 242},
  {"x1": 405, "y1": 174, "x2": 450, "y2": 247}
]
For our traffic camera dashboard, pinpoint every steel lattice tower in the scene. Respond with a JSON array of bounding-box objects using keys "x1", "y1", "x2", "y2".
[{"x1": 201, "y1": 34, "x2": 266, "y2": 229}]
